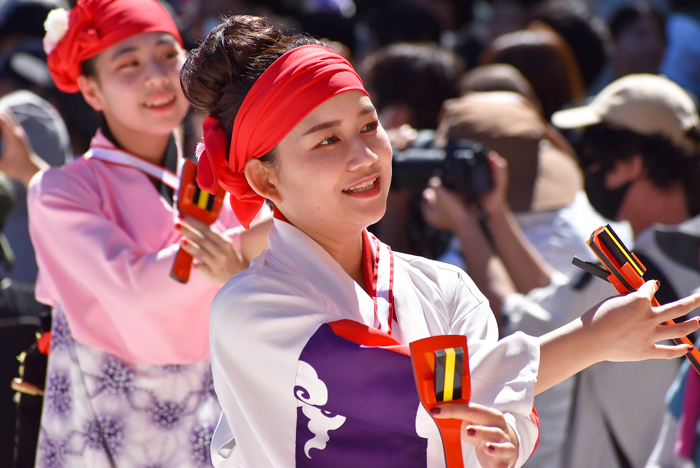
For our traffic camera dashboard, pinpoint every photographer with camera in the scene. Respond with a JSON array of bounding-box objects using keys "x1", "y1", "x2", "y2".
[
  {"x1": 418, "y1": 89, "x2": 631, "y2": 468},
  {"x1": 419, "y1": 90, "x2": 613, "y2": 279},
  {"x1": 430, "y1": 75, "x2": 700, "y2": 468}
]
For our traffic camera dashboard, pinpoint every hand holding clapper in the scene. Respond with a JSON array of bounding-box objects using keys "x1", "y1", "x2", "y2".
[
  {"x1": 170, "y1": 158, "x2": 226, "y2": 283},
  {"x1": 573, "y1": 224, "x2": 700, "y2": 375},
  {"x1": 411, "y1": 335, "x2": 471, "y2": 468}
]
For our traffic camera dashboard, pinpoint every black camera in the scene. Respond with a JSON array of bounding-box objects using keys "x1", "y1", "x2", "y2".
[{"x1": 391, "y1": 132, "x2": 492, "y2": 200}]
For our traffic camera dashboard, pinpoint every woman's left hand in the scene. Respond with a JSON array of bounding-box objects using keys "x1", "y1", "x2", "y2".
[
  {"x1": 432, "y1": 402, "x2": 519, "y2": 468},
  {"x1": 176, "y1": 215, "x2": 246, "y2": 287},
  {"x1": 537, "y1": 281, "x2": 700, "y2": 394}
]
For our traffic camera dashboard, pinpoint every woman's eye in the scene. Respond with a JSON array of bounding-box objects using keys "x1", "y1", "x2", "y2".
[
  {"x1": 118, "y1": 60, "x2": 138, "y2": 70},
  {"x1": 362, "y1": 121, "x2": 379, "y2": 132},
  {"x1": 318, "y1": 136, "x2": 338, "y2": 146}
]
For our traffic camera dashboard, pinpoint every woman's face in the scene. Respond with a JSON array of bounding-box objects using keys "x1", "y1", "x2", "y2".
[
  {"x1": 269, "y1": 91, "x2": 392, "y2": 240},
  {"x1": 81, "y1": 31, "x2": 189, "y2": 139}
]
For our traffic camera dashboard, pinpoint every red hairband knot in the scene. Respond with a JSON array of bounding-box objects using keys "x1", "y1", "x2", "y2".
[
  {"x1": 195, "y1": 44, "x2": 368, "y2": 229},
  {"x1": 198, "y1": 116, "x2": 265, "y2": 229}
]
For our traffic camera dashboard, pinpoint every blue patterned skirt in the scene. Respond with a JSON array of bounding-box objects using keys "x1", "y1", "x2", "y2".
[{"x1": 35, "y1": 307, "x2": 221, "y2": 468}]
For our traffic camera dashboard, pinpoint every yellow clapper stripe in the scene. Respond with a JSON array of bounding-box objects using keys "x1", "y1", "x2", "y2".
[
  {"x1": 443, "y1": 348, "x2": 456, "y2": 401},
  {"x1": 197, "y1": 190, "x2": 210, "y2": 210},
  {"x1": 603, "y1": 226, "x2": 644, "y2": 276}
]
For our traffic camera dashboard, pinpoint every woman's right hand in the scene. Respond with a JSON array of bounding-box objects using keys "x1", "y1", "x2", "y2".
[
  {"x1": 432, "y1": 402, "x2": 519, "y2": 468},
  {"x1": 0, "y1": 110, "x2": 49, "y2": 187},
  {"x1": 175, "y1": 215, "x2": 247, "y2": 287}
]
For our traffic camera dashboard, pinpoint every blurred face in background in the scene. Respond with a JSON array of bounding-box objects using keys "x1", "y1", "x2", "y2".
[
  {"x1": 408, "y1": 0, "x2": 461, "y2": 31},
  {"x1": 488, "y1": 0, "x2": 530, "y2": 42},
  {"x1": 613, "y1": 15, "x2": 666, "y2": 78},
  {"x1": 79, "y1": 32, "x2": 189, "y2": 140}
]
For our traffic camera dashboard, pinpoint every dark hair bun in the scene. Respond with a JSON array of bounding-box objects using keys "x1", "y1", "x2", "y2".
[{"x1": 181, "y1": 15, "x2": 323, "y2": 137}]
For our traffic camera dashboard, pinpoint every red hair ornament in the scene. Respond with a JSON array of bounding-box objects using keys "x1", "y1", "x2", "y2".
[
  {"x1": 44, "y1": 0, "x2": 182, "y2": 93},
  {"x1": 197, "y1": 45, "x2": 368, "y2": 229}
]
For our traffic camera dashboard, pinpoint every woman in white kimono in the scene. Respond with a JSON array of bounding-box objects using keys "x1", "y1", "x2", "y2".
[
  {"x1": 27, "y1": 1, "x2": 270, "y2": 467},
  {"x1": 181, "y1": 15, "x2": 700, "y2": 468}
]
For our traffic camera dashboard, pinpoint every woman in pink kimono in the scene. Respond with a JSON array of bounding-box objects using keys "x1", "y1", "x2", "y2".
[
  {"x1": 27, "y1": 1, "x2": 271, "y2": 467},
  {"x1": 181, "y1": 15, "x2": 700, "y2": 468}
]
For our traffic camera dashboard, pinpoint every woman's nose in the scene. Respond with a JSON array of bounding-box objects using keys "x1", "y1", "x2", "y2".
[
  {"x1": 144, "y1": 58, "x2": 170, "y2": 87},
  {"x1": 347, "y1": 136, "x2": 379, "y2": 171}
]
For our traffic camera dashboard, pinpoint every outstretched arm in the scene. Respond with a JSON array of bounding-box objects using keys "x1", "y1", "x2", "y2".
[
  {"x1": 430, "y1": 281, "x2": 700, "y2": 468},
  {"x1": 536, "y1": 280, "x2": 700, "y2": 394}
]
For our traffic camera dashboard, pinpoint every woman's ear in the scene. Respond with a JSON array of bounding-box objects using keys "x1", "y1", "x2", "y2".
[
  {"x1": 76, "y1": 75, "x2": 105, "y2": 112},
  {"x1": 605, "y1": 155, "x2": 644, "y2": 189},
  {"x1": 244, "y1": 159, "x2": 281, "y2": 204}
]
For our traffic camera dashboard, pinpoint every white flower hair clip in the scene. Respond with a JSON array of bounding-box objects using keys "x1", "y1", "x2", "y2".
[
  {"x1": 43, "y1": 8, "x2": 70, "y2": 55},
  {"x1": 195, "y1": 142, "x2": 206, "y2": 161}
]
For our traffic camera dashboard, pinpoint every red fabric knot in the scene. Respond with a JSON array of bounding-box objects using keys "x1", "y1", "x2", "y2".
[
  {"x1": 198, "y1": 116, "x2": 265, "y2": 229},
  {"x1": 198, "y1": 116, "x2": 228, "y2": 194},
  {"x1": 196, "y1": 44, "x2": 368, "y2": 229}
]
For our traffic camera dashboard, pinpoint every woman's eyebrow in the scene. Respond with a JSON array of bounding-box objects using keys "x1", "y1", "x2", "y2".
[
  {"x1": 158, "y1": 37, "x2": 177, "y2": 45},
  {"x1": 302, "y1": 105, "x2": 377, "y2": 136},
  {"x1": 360, "y1": 105, "x2": 377, "y2": 116},
  {"x1": 110, "y1": 36, "x2": 177, "y2": 62},
  {"x1": 303, "y1": 120, "x2": 341, "y2": 136},
  {"x1": 110, "y1": 46, "x2": 138, "y2": 61}
]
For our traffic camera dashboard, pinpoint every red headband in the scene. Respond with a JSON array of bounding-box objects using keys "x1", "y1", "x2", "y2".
[
  {"x1": 45, "y1": 0, "x2": 183, "y2": 93},
  {"x1": 197, "y1": 44, "x2": 368, "y2": 229}
]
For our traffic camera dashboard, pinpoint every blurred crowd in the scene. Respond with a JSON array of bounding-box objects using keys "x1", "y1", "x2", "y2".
[{"x1": 2, "y1": 0, "x2": 700, "y2": 467}]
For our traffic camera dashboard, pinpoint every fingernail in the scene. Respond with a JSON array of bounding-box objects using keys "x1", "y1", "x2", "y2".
[
  {"x1": 466, "y1": 427, "x2": 476, "y2": 437},
  {"x1": 655, "y1": 280, "x2": 661, "y2": 288},
  {"x1": 174, "y1": 223, "x2": 181, "y2": 230},
  {"x1": 430, "y1": 407, "x2": 441, "y2": 415},
  {"x1": 181, "y1": 239, "x2": 187, "y2": 246},
  {"x1": 178, "y1": 213, "x2": 185, "y2": 220},
  {"x1": 486, "y1": 443, "x2": 495, "y2": 452}
]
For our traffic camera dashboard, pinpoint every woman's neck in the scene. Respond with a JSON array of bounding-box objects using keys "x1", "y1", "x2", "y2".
[
  {"x1": 305, "y1": 227, "x2": 366, "y2": 291},
  {"x1": 102, "y1": 117, "x2": 171, "y2": 166}
]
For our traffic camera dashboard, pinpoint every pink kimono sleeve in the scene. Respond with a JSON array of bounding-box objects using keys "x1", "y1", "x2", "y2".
[{"x1": 28, "y1": 167, "x2": 219, "y2": 365}]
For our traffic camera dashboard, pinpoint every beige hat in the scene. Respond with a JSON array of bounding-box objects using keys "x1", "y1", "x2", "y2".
[
  {"x1": 437, "y1": 91, "x2": 582, "y2": 213},
  {"x1": 552, "y1": 74, "x2": 700, "y2": 152}
]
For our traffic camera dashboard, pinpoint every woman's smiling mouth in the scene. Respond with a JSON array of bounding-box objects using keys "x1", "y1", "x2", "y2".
[
  {"x1": 343, "y1": 177, "x2": 378, "y2": 193},
  {"x1": 144, "y1": 94, "x2": 175, "y2": 108}
]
